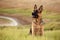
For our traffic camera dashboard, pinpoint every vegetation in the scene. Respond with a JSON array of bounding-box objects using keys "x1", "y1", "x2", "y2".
[
  {"x1": 0, "y1": 8, "x2": 32, "y2": 16},
  {"x1": 0, "y1": 18, "x2": 12, "y2": 23},
  {"x1": 0, "y1": 8, "x2": 60, "y2": 40},
  {"x1": 0, "y1": 27, "x2": 60, "y2": 40}
]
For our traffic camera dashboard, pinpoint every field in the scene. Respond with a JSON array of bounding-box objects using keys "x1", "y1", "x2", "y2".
[
  {"x1": 0, "y1": 0, "x2": 60, "y2": 40},
  {"x1": 0, "y1": 26, "x2": 60, "y2": 40},
  {"x1": 0, "y1": 8, "x2": 60, "y2": 40},
  {"x1": 0, "y1": 2, "x2": 60, "y2": 40},
  {"x1": 0, "y1": 0, "x2": 60, "y2": 12}
]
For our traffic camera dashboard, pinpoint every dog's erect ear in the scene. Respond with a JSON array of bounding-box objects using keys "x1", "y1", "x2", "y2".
[
  {"x1": 38, "y1": 5, "x2": 43, "y2": 13},
  {"x1": 34, "y1": 4, "x2": 37, "y2": 10}
]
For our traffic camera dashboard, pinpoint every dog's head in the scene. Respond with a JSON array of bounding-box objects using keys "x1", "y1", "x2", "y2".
[
  {"x1": 32, "y1": 4, "x2": 43, "y2": 18},
  {"x1": 33, "y1": 4, "x2": 43, "y2": 14}
]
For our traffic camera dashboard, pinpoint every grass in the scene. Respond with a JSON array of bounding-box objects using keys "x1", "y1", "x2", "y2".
[
  {"x1": 42, "y1": 10, "x2": 60, "y2": 19},
  {"x1": 0, "y1": 18, "x2": 12, "y2": 23},
  {"x1": 0, "y1": 8, "x2": 60, "y2": 40},
  {"x1": 0, "y1": 27, "x2": 60, "y2": 40},
  {"x1": 0, "y1": 8, "x2": 32, "y2": 16}
]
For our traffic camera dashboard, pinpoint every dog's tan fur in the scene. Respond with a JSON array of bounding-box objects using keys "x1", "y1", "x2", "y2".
[{"x1": 31, "y1": 4, "x2": 43, "y2": 36}]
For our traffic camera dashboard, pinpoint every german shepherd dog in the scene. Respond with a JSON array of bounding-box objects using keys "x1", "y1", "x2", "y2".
[{"x1": 30, "y1": 4, "x2": 43, "y2": 36}]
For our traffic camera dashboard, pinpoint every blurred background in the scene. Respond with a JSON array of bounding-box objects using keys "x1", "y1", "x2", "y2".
[
  {"x1": 0, "y1": 0, "x2": 60, "y2": 40},
  {"x1": 0, "y1": 0, "x2": 60, "y2": 12}
]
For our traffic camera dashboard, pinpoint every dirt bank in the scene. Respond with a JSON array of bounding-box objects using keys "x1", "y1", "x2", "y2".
[{"x1": 0, "y1": 13, "x2": 32, "y2": 25}]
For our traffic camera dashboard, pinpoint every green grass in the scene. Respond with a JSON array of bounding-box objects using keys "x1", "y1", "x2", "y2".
[
  {"x1": 44, "y1": 21, "x2": 60, "y2": 30},
  {"x1": 0, "y1": 8, "x2": 32, "y2": 16},
  {"x1": 42, "y1": 10, "x2": 60, "y2": 31},
  {"x1": 0, "y1": 8, "x2": 60, "y2": 18},
  {"x1": 0, "y1": 27, "x2": 60, "y2": 40},
  {"x1": 0, "y1": 8, "x2": 60, "y2": 40},
  {"x1": 0, "y1": 18, "x2": 12, "y2": 23},
  {"x1": 42, "y1": 10, "x2": 60, "y2": 19}
]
